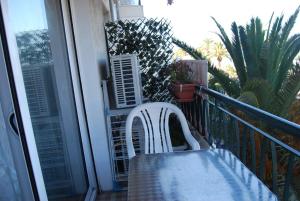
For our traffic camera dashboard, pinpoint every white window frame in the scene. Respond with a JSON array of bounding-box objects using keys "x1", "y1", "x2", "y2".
[
  {"x1": 0, "y1": 1, "x2": 48, "y2": 200},
  {"x1": 61, "y1": 0, "x2": 98, "y2": 198},
  {"x1": 68, "y1": 0, "x2": 113, "y2": 190},
  {"x1": 1, "y1": 0, "x2": 103, "y2": 199}
]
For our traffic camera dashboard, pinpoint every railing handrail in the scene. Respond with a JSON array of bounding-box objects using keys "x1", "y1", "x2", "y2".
[
  {"x1": 198, "y1": 86, "x2": 300, "y2": 138},
  {"x1": 179, "y1": 85, "x2": 300, "y2": 200}
]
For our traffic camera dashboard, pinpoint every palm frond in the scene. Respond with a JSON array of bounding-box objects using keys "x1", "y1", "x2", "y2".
[
  {"x1": 279, "y1": 6, "x2": 300, "y2": 46},
  {"x1": 238, "y1": 91, "x2": 259, "y2": 107},
  {"x1": 266, "y1": 12, "x2": 274, "y2": 41},
  {"x1": 242, "y1": 79, "x2": 274, "y2": 111},
  {"x1": 268, "y1": 15, "x2": 284, "y2": 44},
  {"x1": 209, "y1": 8, "x2": 300, "y2": 117},
  {"x1": 239, "y1": 25, "x2": 260, "y2": 78},
  {"x1": 172, "y1": 38, "x2": 203, "y2": 59},
  {"x1": 259, "y1": 42, "x2": 269, "y2": 78},
  {"x1": 272, "y1": 63, "x2": 300, "y2": 117},
  {"x1": 230, "y1": 22, "x2": 248, "y2": 86},
  {"x1": 266, "y1": 16, "x2": 284, "y2": 81},
  {"x1": 211, "y1": 17, "x2": 234, "y2": 55},
  {"x1": 209, "y1": 66, "x2": 241, "y2": 97},
  {"x1": 274, "y1": 34, "x2": 300, "y2": 92},
  {"x1": 269, "y1": 7, "x2": 300, "y2": 86},
  {"x1": 252, "y1": 18, "x2": 265, "y2": 76},
  {"x1": 212, "y1": 18, "x2": 247, "y2": 87}
]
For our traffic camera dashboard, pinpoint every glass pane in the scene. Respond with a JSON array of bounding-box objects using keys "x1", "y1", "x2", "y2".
[
  {"x1": 6, "y1": 0, "x2": 88, "y2": 200},
  {"x1": 0, "y1": 107, "x2": 22, "y2": 201},
  {"x1": 120, "y1": 0, "x2": 140, "y2": 5}
]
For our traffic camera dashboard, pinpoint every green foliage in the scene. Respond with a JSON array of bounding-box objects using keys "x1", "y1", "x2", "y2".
[
  {"x1": 105, "y1": 19, "x2": 173, "y2": 101},
  {"x1": 173, "y1": 48, "x2": 188, "y2": 59},
  {"x1": 174, "y1": 6, "x2": 300, "y2": 117},
  {"x1": 168, "y1": 61, "x2": 193, "y2": 83},
  {"x1": 212, "y1": 6, "x2": 300, "y2": 116},
  {"x1": 198, "y1": 40, "x2": 230, "y2": 67},
  {"x1": 198, "y1": 38, "x2": 214, "y2": 58},
  {"x1": 237, "y1": 91, "x2": 259, "y2": 107}
]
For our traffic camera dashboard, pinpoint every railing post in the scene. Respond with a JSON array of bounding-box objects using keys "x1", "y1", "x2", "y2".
[
  {"x1": 283, "y1": 154, "x2": 294, "y2": 201},
  {"x1": 199, "y1": 86, "x2": 208, "y2": 138},
  {"x1": 207, "y1": 101, "x2": 213, "y2": 145},
  {"x1": 202, "y1": 98, "x2": 207, "y2": 138},
  {"x1": 193, "y1": 85, "x2": 300, "y2": 200},
  {"x1": 222, "y1": 112, "x2": 228, "y2": 149},
  {"x1": 249, "y1": 129, "x2": 256, "y2": 174},
  {"x1": 233, "y1": 120, "x2": 240, "y2": 157},
  {"x1": 258, "y1": 138, "x2": 267, "y2": 180},
  {"x1": 213, "y1": 100, "x2": 221, "y2": 147},
  {"x1": 191, "y1": 99, "x2": 195, "y2": 127},
  {"x1": 195, "y1": 96, "x2": 200, "y2": 132},
  {"x1": 270, "y1": 142, "x2": 278, "y2": 194},
  {"x1": 242, "y1": 126, "x2": 247, "y2": 164}
]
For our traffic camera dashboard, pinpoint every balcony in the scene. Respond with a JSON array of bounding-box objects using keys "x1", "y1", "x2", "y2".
[
  {"x1": 1, "y1": 0, "x2": 300, "y2": 200},
  {"x1": 96, "y1": 84, "x2": 300, "y2": 201},
  {"x1": 100, "y1": 14, "x2": 300, "y2": 200},
  {"x1": 177, "y1": 85, "x2": 300, "y2": 201}
]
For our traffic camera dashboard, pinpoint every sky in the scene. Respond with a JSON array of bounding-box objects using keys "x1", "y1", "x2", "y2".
[
  {"x1": 8, "y1": 0, "x2": 48, "y2": 33},
  {"x1": 141, "y1": 0, "x2": 300, "y2": 47}
]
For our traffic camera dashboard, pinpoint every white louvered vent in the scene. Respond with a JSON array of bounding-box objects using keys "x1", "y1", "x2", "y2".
[{"x1": 111, "y1": 54, "x2": 142, "y2": 108}]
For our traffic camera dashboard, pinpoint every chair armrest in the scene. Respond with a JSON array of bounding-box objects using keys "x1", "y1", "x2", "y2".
[{"x1": 185, "y1": 131, "x2": 201, "y2": 150}]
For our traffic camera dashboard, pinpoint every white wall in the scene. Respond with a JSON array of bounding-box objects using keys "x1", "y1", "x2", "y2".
[
  {"x1": 69, "y1": 0, "x2": 113, "y2": 191},
  {"x1": 118, "y1": 5, "x2": 144, "y2": 20}
]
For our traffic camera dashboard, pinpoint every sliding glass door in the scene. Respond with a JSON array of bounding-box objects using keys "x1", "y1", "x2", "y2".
[
  {"x1": 0, "y1": 35, "x2": 36, "y2": 201},
  {"x1": 1, "y1": 0, "x2": 96, "y2": 200}
]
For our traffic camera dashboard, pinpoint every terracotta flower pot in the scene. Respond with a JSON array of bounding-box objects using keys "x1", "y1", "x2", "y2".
[{"x1": 171, "y1": 83, "x2": 196, "y2": 102}]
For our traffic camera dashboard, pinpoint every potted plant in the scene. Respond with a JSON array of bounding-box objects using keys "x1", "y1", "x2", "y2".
[{"x1": 169, "y1": 60, "x2": 196, "y2": 102}]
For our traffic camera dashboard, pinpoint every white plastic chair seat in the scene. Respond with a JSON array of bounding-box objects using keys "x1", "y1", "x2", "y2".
[{"x1": 126, "y1": 102, "x2": 200, "y2": 159}]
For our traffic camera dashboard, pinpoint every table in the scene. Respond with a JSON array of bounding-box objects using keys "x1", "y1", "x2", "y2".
[{"x1": 128, "y1": 149, "x2": 278, "y2": 201}]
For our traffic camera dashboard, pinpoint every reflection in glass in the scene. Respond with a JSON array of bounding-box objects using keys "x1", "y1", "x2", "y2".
[
  {"x1": 7, "y1": 0, "x2": 88, "y2": 200},
  {"x1": 119, "y1": 0, "x2": 140, "y2": 5},
  {"x1": 0, "y1": 107, "x2": 21, "y2": 201}
]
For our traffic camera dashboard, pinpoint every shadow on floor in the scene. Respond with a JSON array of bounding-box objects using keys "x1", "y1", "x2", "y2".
[{"x1": 97, "y1": 191, "x2": 127, "y2": 201}]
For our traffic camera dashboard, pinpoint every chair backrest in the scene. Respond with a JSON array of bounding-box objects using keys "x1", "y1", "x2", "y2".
[{"x1": 126, "y1": 102, "x2": 200, "y2": 159}]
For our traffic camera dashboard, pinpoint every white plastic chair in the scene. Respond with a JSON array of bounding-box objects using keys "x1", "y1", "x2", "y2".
[{"x1": 126, "y1": 102, "x2": 200, "y2": 159}]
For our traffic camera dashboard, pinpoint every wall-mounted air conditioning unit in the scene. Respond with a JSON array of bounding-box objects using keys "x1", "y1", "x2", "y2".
[{"x1": 110, "y1": 54, "x2": 142, "y2": 108}]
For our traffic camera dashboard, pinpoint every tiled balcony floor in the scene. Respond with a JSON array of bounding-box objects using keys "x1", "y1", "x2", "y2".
[{"x1": 189, "y1": 126, "x2": 210, "y2": 149}]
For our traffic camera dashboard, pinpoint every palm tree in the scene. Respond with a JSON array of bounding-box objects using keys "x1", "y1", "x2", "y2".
[
  {"x1": 199, "y1": 38, "x2": 214, "y2": 59},
  {"x1": 198, "y1": 39, "x2": 230, "y2": 68},
  {"x1": 173, "y1": 6, "x2": 300, "y2": 117},
  {"x1": 173, "y1": 48, "x2": 188, "y2": 59},
  {"x1": 211, "y1": 42, "x2": 230, "y2": 68}
]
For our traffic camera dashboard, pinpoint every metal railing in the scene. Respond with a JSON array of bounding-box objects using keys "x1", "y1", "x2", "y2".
[{"x1": 179, "y1": 85, "x2": 300, "y2": 201}]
